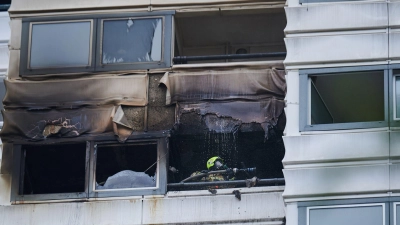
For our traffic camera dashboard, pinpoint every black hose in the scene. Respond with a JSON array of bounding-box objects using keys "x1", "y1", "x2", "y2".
[{"x1": 168, "y1": 178, "x2": 285, "y2": 188}]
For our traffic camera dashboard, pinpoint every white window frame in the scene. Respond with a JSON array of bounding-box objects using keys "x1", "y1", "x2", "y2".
[
  {"x1": 307, "y1": 203, "x2": 386, "y2": 225},
  {"x1": 299, "y1": 65, "x2": 389, "y2": 131}
]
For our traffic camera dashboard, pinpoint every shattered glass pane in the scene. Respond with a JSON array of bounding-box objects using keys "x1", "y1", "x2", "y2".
[
  {"x1": 396, "y1": 76, "x2": 400, "y2": 119},
  {"x1": 102, "y1": 18, "x2": 162, "y2": 64},
  {"x1": 30, "y1": 21, "x2": 91, "y2": 68},
  {"x1": 95, "y1": 143, "x2": 158, "y2": 190}
]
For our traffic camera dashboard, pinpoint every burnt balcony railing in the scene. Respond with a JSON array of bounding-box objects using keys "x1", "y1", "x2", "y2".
[{"x1": 173, "y1": 52, "x2": 287, "y2": 64}]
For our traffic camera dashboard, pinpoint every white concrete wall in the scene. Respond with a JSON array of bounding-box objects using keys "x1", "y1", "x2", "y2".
[
  {"x1": 284, "y1": 2, "x2": 391, "y2": 69},
  {"x1": 0, "y1": 187, "x2": 285, "y2": 225},
  {"x1": 0, "y1": 12, "x2": 9, "y2": 76},
  {"x1": 283, "y1": 0, "x2": 398, "y2": 208},
  {"x1": 8, "y1": 0, "x2": 269, "y2": 13}
]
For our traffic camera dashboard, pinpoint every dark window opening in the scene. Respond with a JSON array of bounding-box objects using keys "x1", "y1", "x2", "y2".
[
  {"x1": 168, "y1": 131, "x2": 285, "y2": 190},
  {"x1": 95, "y1": 143, "x2": 158, "y2": 190},
  {"x1": 21, "y1": 143, "x2": 86, "y2": 195},
  {"x1": 311, "y1": 71, "x2": 385, "y2": 125},
  {"x1": 174, "y1": 8, "x2": 286, "y2": 64},
  {"x1": 0, "y1": 0, "x2": 10, "y2": 11}
]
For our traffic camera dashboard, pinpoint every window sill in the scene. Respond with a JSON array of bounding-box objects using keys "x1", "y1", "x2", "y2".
[
  {"x1": 299, "y1": 127, "x2": 390, "y2": 135},
  {"x1": 171, "y1": 60, "x2": 284, "y2": 70}
]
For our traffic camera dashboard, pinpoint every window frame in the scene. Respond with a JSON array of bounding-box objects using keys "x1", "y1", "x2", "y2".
[
  {"x1": 88, "y1": 138, "x2": 168, "y2": 198},
  {"x1": 11, "y1": 142, "x2": 91, "y2": 202},
  {"x1": 11, "y1": 133, "x2": 169, "y2": 202},
  {"x1": 389, "y1": 65, "x2": 400, "y2": 128},
  {"x1": 299, "y1": 65, "x2": 389, "y2": 132},
  {"x1": 298, "y1": 198, "x2": 390, "y2": 225},
  {"x1": 20, "y1": 16, "x2": 97, "y2": 76},
  {"x1": 95, "y1": 12, "x2": 173, "y2": 72},
  {"x1": 20, "y1": 11, "x2": 174, "y2": 76}
]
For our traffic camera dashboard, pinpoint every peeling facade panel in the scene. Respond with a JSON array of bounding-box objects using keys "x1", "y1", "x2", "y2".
[
  {"x1": 161, "y1": 65, "x2": 286, "y2": 105},
  {"x1": 177, "y1": 100, "x2": 285, "y2": 136},
  {"x1": 4, "y1": 75, "x2": 148, "y2": 109},
  {"x1": 1, "y1": 106, "x2": 115, "y2": 141}
]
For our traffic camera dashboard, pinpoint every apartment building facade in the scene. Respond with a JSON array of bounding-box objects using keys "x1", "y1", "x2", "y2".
[
  {"x1": 0, "y1": 0, "x2": 398, "y2": 224},
  {"x1": 284, "y1": 1, "x2": 400, "y2": 225}
]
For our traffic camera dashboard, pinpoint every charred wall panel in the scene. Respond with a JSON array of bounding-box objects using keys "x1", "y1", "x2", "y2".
[
  {"x1": 4, "y1": 75, "x2": 148, "y2": 109},
  {"x1": 147, "y1": 74, "x2": 175, "y2": 131},
  {"x1": 1, "y1": 106, "x2": 115, "y2": 141}
]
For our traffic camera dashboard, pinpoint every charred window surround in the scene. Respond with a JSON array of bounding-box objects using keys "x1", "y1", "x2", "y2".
[
  {"x1": 19, "y1": 11, "x2": 173, "y2": 76},
  {"x1": 11, "y1": 134, "x2": 168, "y2": 202},
  {"x1": 299, "y1": 65, "x2": 399, "y2": 131}
]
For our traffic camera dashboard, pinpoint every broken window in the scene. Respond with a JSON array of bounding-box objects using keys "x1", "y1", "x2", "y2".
[
  {"x1": 12, "y1": 143, "x2": 88, "y2": 201},
  {"x1": 300, "y1": 67, "x2": 389, "y2": 131},
  {"x1": 101, "y1": 18, "x2": 162, "y2": 64},
  {"x1": 11, "y1": 135, "x2": 168, "y2": 202},
  {"x1": 20, "y1": 11, "x2": 173, "y2": 76},
  {"x1": 94, "y1": 142, "x2": 158, "y2": 190},
  {"x1": 174, "y1": 8, "x2": 286, "y2": 64},
  {"x1": 88, "y1": 138, "x2": 168, "y2": 198}
]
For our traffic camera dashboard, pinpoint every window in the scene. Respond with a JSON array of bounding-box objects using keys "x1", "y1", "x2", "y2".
[
  {"x1": 300, "y1": 66, "x2": 389, "y2": 131},
  {"x1": 101, "y1": 18, "x2": 162, "y2": 64},
  {"x1": 89, "y1": 139, "x2": 167, "y2": 198},
  {"x1": 11, "y1": 135, "x2": 168, "y2": 202},
  {"x1": 173, "y1": 8, "x2": 286, "y2": 64},
  {"x1": 29, "y1": 21, "x2": 93, "y2": 69},
  {"x1": 11, "y1": 143, "x2": 89, "y2": 201},
  {"x1": 0, "y1": 0, "x2": 11, "y2": 11},
  {"x1": 298, "y1": 198, "x2": 390, "y2": 225},
  {"x1": 20, "y1": 11, "x2": 173, "y2": 76}
]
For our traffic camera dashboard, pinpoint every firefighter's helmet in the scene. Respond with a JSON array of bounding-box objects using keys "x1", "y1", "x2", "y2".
[{"x1": 207, "y1": 156, "x2": 224, "y2": 170}]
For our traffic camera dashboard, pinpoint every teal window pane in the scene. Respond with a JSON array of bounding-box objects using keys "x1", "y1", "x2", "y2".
[{"x1": 30, "y1": 21, "x2": 91, "y2": 68}]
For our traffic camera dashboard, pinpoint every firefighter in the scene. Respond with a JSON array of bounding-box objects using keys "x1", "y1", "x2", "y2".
[{"x1": 190, "y1": 156, "x2": 234, "y2": 182}]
